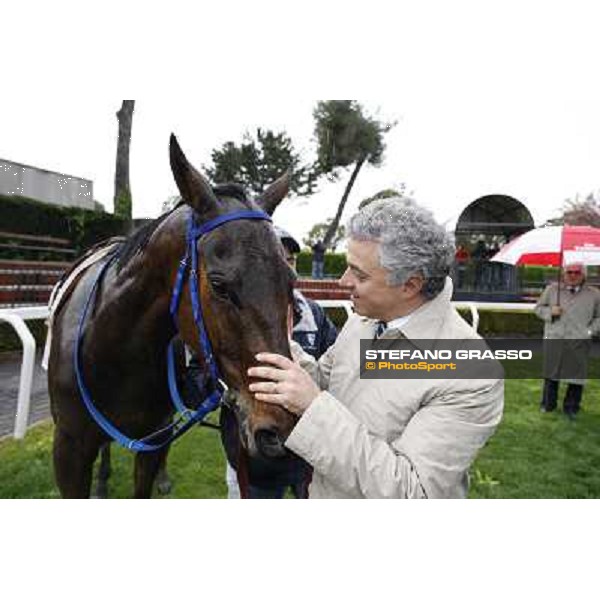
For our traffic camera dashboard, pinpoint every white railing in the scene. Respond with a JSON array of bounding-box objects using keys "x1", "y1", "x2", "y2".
[
  {"x1": 318, "y1": 299, "x2": 482, "y2": 330},
  {"x1": 317, "y1": 299, "x2": 537, "y2": 334},
  {"x1": 0, "y1": 299, "x2": 537, "y2": 441},
  {"x1": 318, "y1": 299, "x2": 482, "y2": 332},
  {"x1": 0, "y1": 305, "x2": 49, "y2": 439}
]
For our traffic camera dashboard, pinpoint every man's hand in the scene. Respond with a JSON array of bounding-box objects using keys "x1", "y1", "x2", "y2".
[
  {"x1": 551, "y1": 305, "x2": 563, "y2": 317},
  {"x1": 248, "y1": 353, "x2": 320, "y2": 415}
]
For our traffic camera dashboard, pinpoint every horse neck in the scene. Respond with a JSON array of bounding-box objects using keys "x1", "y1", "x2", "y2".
[{"x1": 95, "y1": 216, "x2": 187, "y2": 352}]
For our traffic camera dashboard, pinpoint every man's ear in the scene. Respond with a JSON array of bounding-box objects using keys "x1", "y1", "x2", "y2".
[{"x1": 402, "y1": 274, "x2": 425, "y2": 298}]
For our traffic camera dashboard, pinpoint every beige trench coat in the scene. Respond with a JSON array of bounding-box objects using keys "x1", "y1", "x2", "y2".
[
  {"x1": 285, "y1": 279, "x2": 504, "y2": 499},
  {"x1": 534, "y1": 283, "x2": 600, "y2": 385}
]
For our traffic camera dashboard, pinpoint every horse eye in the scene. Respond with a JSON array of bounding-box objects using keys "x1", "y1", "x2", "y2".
[
  {"x1": 210, "y1": 279, "x2": 229, "y2": 298},
  {"x1": 208, "y1": 274, "x2": 243, "y2": 309}
]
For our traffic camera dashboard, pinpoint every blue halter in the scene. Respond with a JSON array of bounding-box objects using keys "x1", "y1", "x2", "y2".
[{"x1": 74, "y1": 208, "x2": 272, "y2": 452}]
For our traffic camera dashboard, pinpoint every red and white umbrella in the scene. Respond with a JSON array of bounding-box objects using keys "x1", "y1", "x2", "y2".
[{"x1": 491, "y1": 225, "x2": 600, "y2": 267}]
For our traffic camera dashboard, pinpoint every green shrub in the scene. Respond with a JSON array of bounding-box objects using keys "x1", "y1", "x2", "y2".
[
  {"x1": 62, "y1": 206, "x2": 129, "y2": 251},
  {"x1": 0, "y1": 195, "x2": 70, "y2": 238},
  {"x1": 322, "y1": 306, "x2": 348, "y2": 330},
  {"x1": 457, "y1": 308, "x2": 543, "y2": 337},
  {"x1": 296, "y1": 251, "x2": 311, "y2": 275},
  {"x1": 0, "y1": 321, "x2": 48, "y2": 353},
  {"x1": 0, "y1": 194, "x2": 128, "y2": 257},
  {"x1": 518, "y1": 265, "x2": 559, "y2": 286},
  {"x1": 297, "y1": 251, "x2": 347, "y2": 278}
]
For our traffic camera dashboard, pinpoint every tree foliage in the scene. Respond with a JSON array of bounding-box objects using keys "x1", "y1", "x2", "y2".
[
  {"x1": 359, "y1": 187, "x2": 405, "y2": 210},
  {"x1": 546, "y1": 192, "x2": 600, "y2": 227},
  {"x1": 205, "y1": 128, "x2": 316, "y2": 196},
  {"x1": 303, "y1": 219, "x2": 346, "y2": 251},
  {"x1": 114, "y1": 190, "x2": 132, "y2": 220},
  {"x1": 313, "y1": 101, "x2": 388, "y2": 176},
  {"x1": 312, "y1": 101, "x2": 393, "y2": 248}
]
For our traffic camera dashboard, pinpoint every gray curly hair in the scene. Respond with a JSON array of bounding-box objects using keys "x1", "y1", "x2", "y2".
[{"x1": 348, "y1": 197, "x2": 455, "y2": 299}]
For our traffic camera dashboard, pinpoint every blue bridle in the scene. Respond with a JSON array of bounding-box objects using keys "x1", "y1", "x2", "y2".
[{"x1": 74, "y1": 208, "x2": 272, "y2": 452}]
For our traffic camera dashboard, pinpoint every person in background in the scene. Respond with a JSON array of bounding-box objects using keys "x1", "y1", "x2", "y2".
[
  {"x1": 487, "y1": 242, "x2": 503, "y2": 291},
  {"x1": 222, "y1": 226, "x2": 338, "y2": 498},
  {"x1": 311, "y1": 239, "x2": 326, "y2": 279},
  {"x1": 535, "y1": 262, "x2": 600, "y2": 418},
  {"x1": 472, "y1": 238, "x2": 487, "y2": 291},
  {"x1": 454, "y1": 243, "x2": 470, "y2": 289}
]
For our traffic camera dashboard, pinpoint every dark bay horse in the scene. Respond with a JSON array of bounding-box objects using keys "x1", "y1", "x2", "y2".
[{"x1": 48, "y1": 135, "x2": 296, "y2": 498}]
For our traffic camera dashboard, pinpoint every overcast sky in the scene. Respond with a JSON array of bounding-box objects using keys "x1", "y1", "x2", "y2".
[{"x1": 2, "y1": 2, "x2": 599, "y2": 248}]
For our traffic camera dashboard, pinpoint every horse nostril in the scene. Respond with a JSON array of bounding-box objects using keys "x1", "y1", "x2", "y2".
[{"x1": 254, "y1": 428, "x2": 286, "y2": 459}]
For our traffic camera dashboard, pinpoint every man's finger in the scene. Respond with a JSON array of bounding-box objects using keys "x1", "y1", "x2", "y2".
[
  {"x1": 249, "y1": 381, "x2": 280, "y2": 393},
  {"x1": 255, "y1": 353, "x2": 294, "y2": 369},
  {"x1": 247, "y1": 366, "x2": 286, "y2": 381}
]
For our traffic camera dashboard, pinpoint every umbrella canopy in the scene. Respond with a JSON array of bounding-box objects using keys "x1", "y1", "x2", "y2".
[{"x1": 491, "y1": 225, "x2": 600, "y2": 267}]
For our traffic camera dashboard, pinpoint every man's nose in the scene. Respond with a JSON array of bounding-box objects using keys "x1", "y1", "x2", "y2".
[{"x1": 339, "y1": 268, "x2": 353, "y2": 288}]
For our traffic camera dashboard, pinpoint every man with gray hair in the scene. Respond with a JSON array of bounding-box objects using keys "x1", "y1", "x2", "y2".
[
  {"x1": 248, "y1": 197, "x2": 504, "y2": 498},
  {"x1": 535, "y1": 262, "x2": 600, "y2": 418}
]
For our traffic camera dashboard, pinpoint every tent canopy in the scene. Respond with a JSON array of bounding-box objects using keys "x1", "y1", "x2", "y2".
[{"x1": 455, "y1": 195, "x2": 534, "y2": 238}]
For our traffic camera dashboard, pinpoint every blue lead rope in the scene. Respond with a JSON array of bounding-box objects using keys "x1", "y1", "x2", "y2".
[{"x1": 74, "y1": 208, "x2": 272, "y2": 452}]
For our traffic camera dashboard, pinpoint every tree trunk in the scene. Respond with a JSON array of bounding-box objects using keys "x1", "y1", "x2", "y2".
[
  {"x1": 322, "y1": 156, "x2": 366, "y2": 249},
  {"x1": 114, "y1": 100, "x2": 135, "y2": 220}
]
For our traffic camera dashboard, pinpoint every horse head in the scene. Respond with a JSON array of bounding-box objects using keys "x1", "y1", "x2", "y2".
[{"x1": 169, "y1": 134, "x2": 296, "y2": 460}]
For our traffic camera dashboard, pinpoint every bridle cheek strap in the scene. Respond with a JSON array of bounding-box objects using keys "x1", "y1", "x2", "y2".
[
  {"x1": 75, "y1": 209, "x2": 272, "y2": 453},
  {"x1": 169, "y1": 210, "x2": 272, "y2": 386}
]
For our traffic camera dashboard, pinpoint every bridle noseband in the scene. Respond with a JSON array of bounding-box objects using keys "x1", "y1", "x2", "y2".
[{"x1": 74, "y1": 208, "x2": 272, "y2": 452}]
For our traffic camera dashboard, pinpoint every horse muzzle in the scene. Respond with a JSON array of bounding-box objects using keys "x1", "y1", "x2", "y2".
[
  {"x1": 233, "y1": 389, "x2": 296, "y2": 460},
  {"x1": 254, "y1": 426, "x2": 287, "y2": 459}
]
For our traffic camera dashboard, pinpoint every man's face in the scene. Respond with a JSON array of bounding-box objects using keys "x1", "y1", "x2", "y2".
[
  {"x1": 564, "y1": 265, "x2": 584, "y2": 287},
  {"x1": 283, "y1": 246, "x2": 297, "y2": 273},
  {"x1": 340, "y1": 238, "x2": 420, "y2": 321}
]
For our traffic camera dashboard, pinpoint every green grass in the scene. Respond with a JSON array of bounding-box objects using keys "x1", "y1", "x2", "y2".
[
  {"x1": 0, "y1": 417, "x2": 228, "y2": 499},
  {"x1": 469, "y1": 378, "x2": 600, "y2": 498},
  {"x1": 2, "y1": 380, "x2": 600, "y2": 498}
]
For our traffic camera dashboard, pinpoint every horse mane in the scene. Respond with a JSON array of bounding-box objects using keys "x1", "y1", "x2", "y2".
[
  {"x1": 115, "y1": 184, "x2": 254, "y2": 273},
  {"x1": 115, "y1": 203, "x2": 184, "y2": 272},
  {"x1": 212, "y1": 183, "x2": 251, "y2": 204}
]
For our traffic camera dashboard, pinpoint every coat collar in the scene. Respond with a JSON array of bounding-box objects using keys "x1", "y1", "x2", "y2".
[{"x1": 364, "y1": 277, "x2": 454, "y2": 350}]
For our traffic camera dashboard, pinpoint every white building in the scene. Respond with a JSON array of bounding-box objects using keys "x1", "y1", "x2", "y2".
[{"x1": 0, "y1": 158, "x2": 93, "y2": 210}]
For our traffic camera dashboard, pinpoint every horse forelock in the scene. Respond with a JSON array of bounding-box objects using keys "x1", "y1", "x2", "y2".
[
  {"x1": 115, "y1": 204, "x2": 184, "y2": 273},
  {"x1": 212, "y1": 183, "x2": 251, "y2": 206}
]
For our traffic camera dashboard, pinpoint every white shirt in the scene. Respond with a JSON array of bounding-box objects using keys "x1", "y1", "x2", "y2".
[{"x1": 385, "y1": 313, "x2": 413, "y2": 331}]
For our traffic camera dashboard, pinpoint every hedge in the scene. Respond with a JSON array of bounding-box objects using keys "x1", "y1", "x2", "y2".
[
  {"x1": 295, "y1": 251, "x2": 566, "y2": 285},
  {"x1": 457, "y1": 309, "x2": 543, "y2": 337},
  {"x1": 297, "y1": 251, "x2": 347, "y2": 277},
  {"x1": 0, "y1": 320, "x2": 48, "y2": 353},
  {"x1": 319, "y1": 306, "x2": 543, "y2": 338},
  {"x1": 0, "y1": 194, "x2": 128, "y2": 258}
]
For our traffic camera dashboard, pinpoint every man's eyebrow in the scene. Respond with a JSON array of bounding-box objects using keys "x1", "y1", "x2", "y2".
[{"x1": 347, "y1": 261, "x2": 370, "y2": 277}]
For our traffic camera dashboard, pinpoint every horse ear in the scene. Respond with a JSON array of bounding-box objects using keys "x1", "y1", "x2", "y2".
[
  {"x1": 258, "y1": 171, "x2": 291, "y2": 216},
  {"x1": 170, "y1": 134, "x2": 219, "y2": 216}
]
